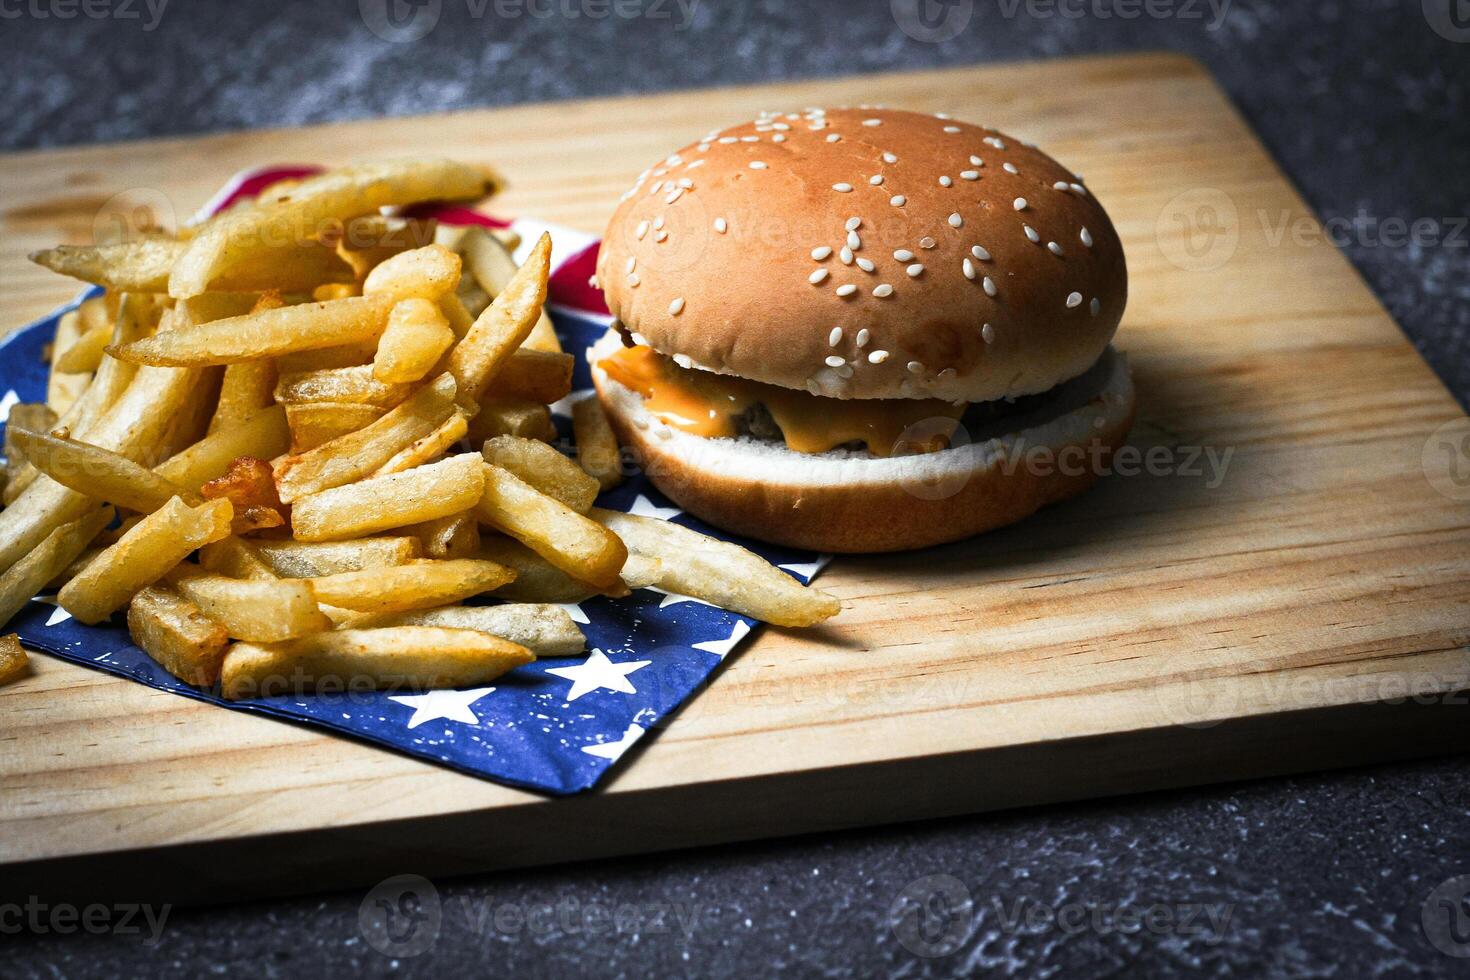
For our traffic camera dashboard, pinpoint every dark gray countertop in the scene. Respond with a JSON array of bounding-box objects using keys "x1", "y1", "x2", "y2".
[{"x1": 3, "y1": 1, "x2": 1468, "y2": 976}]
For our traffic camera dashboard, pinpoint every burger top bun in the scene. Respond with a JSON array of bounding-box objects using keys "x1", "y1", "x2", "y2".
[{"x1": 596, "y1": 107, "x2": 1127, "y2": 404}]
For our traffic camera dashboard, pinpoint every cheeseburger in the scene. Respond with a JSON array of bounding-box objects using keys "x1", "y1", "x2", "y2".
[{"x1": 592, "y1": 107, "x2": 1134, "y2": 553}]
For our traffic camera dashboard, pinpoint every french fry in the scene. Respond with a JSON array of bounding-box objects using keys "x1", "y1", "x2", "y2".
[
  {"x1": 275, "y1": 363, "x2": 411, "y2": 408},
  {"x1": 170, "y1": 159, "x2": 496, "y2": 297},
  {"x1": 0, "y1": 508, "x2": 113, "y2": 629},
  {"x1": 156, "y1": 405, "x2": 290, "y2": 493},
  {"x1": 198, "y1": 536, "x2": 279, "y2": 580},
  {"x1": 372, "y1": 298, "x2": 455, "y2": 384},
  {"x1": 474, "y1": 463, "x2": 626, "y2": 588},
  {"x1": 0, "y1": 633, "x2": 29, "y2": 686},
  {"x1": 274, "y1": 373, "x2": 459, "y2": 502},
  {"x1": 362, "y1": 244, "x2": 462, "y2": 302},
  {"x1": 308, "y1": 558, "x2": 514, "y2": 614},
  {"x1": 466, "y1": 398, "x2": 557, "y2": 444},
  {"x1": 448, "y1": 233, "x2": 552, "y2": 406},
  {"x1": 31, "y1": 239, "x2": 355, "y2": 294},
  {"x1": 110, "y1": 296, "x2": 395, "y2": 367},
  {"x1": 46, "y1": 309, "x2": 91, "y2": 417},
  {"x1": 373, "y1": 411, "x2": 468, "y2": 476},
  {"x1": 291, "y1": 453, "x2": 485, "y2": 541},
  {"x1": 220, "y1": 626, "x2": 532, "y2": 700},
  {"x1": 590, "y1": 508, "x2": 841, "y2": 627},
  {"x1": 312, "y1": 283, "x2": 358, "y2": 302},
  {"x1": 209, "y1": 361, "x2": 277, "y2": 434},
  {"x1": 44, "y1": 546, "x2": 103, "y2": 592},
  {"x1": 482, "y1": 435, "x2": 599, "y2": 513},
  {"x1": 494, "y1": 348, "x2": 573, "y2": 403},
  {"x1": 55, "y1": 318, "x2": 112, "y2": 374},
  {"x1": 59, "y1": 497, "x2": 233, "y2": 624},
  {"x1": 406, "y1": 511, "x2": 481, "y2": 558},
  {"x1": 127, "y1": 585, "x2": 231, "y2": 686},
  {"x1": 275, "y1": 338, "x2": 379, "y2": 374},
  {"x1": 284, "y1": 402, "x2": 388, "y2": 452},
  {"x1": 4, "y1": 403, "x2": 58, "y2": 466},
  {"x1": 478, "y1": 535, "x2": 643, "y2": 603},
  {"x1": 571, "y1": 395, "x2": 623, "y2": 490},
  {"x1": 336, "y1": 215, "x2": 439, "y2": 278},
  {"x1": 200, "y1": 457, "x2": 286, "y2": 534},
  {"x1": 459, "y1": 228, "x2": 562, "y2": 354},
  {"x1": 439, "y1": 293, "x2": 474, "y2": 339},
  {"x1": 168, "y1": 565, "x2": 331, "y2": 642},
  {"x1": 345, "y1": 603, "x2": 585, "y2": 658},
  {"x1": 252, "y1": 537, "x2": 422, "y2": 578},
  {"x1": 10, "y1": 428, "x2": 201, "y2": 513}
]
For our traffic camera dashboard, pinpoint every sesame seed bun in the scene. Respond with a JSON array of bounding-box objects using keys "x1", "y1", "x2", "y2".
[
  {"x1": 596, "y1": 107, "x2": 1127, "y2": 402},
  {"x1": 590, "y1": 330, "x2": 1137, "y2": 554}
]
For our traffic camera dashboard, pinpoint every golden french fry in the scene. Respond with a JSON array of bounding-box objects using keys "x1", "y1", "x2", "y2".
[
  {"x1": 46, "y1": 310, "x2": 91, "y2": 417},
  {"x1": 284, "y1": 402, "x2": 388, "y2": 453},
  {"x1": 4, "y1": 403, "x2": 58, "y2": 466},
  {"x1": 477, "y1": 536, "x2": 627, "y2": 603},
  {"x1": 336, "y1": 215, "x2": 440, "y2": 278},
  {"x1": 439, "y1": 293, "x2": 474, "y2": 339},
  {"x1": 209, "y1": 360, "x2": 277, "y2": 434},
  {"x1": 168, "y1": 565, "x2": 330, "y2": 642},
  {"x1": 590, "y1": 508, "x2": 841, "y2": 627},
  {"x1": 466, "y1": 398, "x2": 557, "y2": 444},
  {"x1": 406, "y1": 511, "x2": 481, "y2": 558},
  {"x1": 495, "y1": 348, "x2": 573, "y2": 403},
  {"x1": 10, "y1": 428, "x2": 201, "y2": 512},
  {"x1": 55, "y1": 319, "x2": 112, "y2": 374},
  {"x1": 0, "y1": 633, "x2": 29, "y2": 685},
  {"x1": 448, "y1": 233, "x2": 552, "y2": 406},
  {"x1": 59, "y1": 497, "x2": 232, "y2": 624},
  {"x1": 252, "y1": 537, "x2": 422, "y2": 578},
  {"x1": 31, "y1": 239, "x2": 354, "y2": 294},
  {"x1": 198, "y1": 536, "x2": 278, "y2": 580},
  {"x1": 571, "y1": 395, "x2": 623, "y2": 490},
  {"x1": 362, "y1": 244, "x2": 462, "y2": 302},
  {"x1": 127, "y1": 585, "x2": 231, "y2": 686},
  {"x1": 308, "y1": 558, "x2": 514, "y2": 614},
  {"x1": 373, "y1": 411, "x2": 468, "y2": 476},
  {"x1": 459, "y1": 226, "x2": 519, "y2": 295},
  {"x1": 170, "y1": 159, "x2": 496, "y2": 297},
  {"x1": 220, "y1": 626, "x2": 532, "y2": 700},
  {"x1": 44, "y1": 545, "x2": 103, "y2": 592},
  {"x1": 292, "y1": 453, "x2": 485, "y2": 541},
  {"x1": 156, "y1": 405, "x2": 291, "y2": 493},
  {"x1": 274, "y1": 373, "x2": 458, "y2": 502},
  {"x1": 275, "y1": 364, "x2": 411, "y2": 408},
  {"x1": 373, "y1": 298, "x2": 455, "y2": 384},
  {"x1": 110, "y1": 296, "x2": 395, "y2": 366},
  {"x1": 482, "y1": 435, "x2": 599, "y2": 513},
  {"x1": 275, "y1": 338, "x2": 379, "y2": 374},
  {"x1": 474, "y1": 463, "x2": 626, "y2": 588},
  {"x1": 522, "y1": 312, "x2": 562, "y2": 354},
  {"x1": 312, "y1": 283, "x2": 358, "y2": 302},
  {"x1": 346, "y1": 603, "x2": 585, "y2": 657},
  {"x1": 200, "y1": 457, "x2": 286, "y2": 533},
  {"x1": 0, "y1": 507, "x2": 113, "y2": 629}
]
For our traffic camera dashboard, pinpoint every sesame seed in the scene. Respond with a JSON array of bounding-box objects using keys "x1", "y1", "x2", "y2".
[
  {"x1": 1048, "y1": 241, "x2": 1064, "y2": 255},
  {"x1": 846, "y1": 217, "x2": 862, "y2": 231},
  {"x1": 634, "y1": 417, "x2": 649, "y2": 430},
  {"x1": 969, "y1": 155, "x2": 983, "y2": 166},
  {"x1": 869, "y1": 174, "x2": 884, "y2": 185},
  {"x1": 718, "y1": 136, "x2": 738, "y2": 144},
  {"x1": 772, "y1": 122, "x2": 790, "y2": 131},
  {"x1": 825, "y1": 355, "x2": 846, "y2": 368},
  {"x1": 972, "y1": 245, "x2": 991, "y2": 261},
  {"x1": 1080, "y1": 227, "x2": 1094, "y2": 248},
  {"x1": 836, "y1": 284, "x2": 858, "y2": 297},
  {"x1": 654, "y1": 230, "x2": 669, "y2": 243},
  {"x1": 741, "y1": 135, "x2": 759, "y2": 143},
  {"x1": 698, "y1": 143, "x2": 711, "y2": 152},
  {"x1": 907, "y1": 361, "x2": 923, "y2": 374},
  {"x1": 983, "y1": 276, "x2": 997, "y2": 297},
  {"x1": 1014, "y1": 197, "x2": 1029, "y2": 211},
  {"x1": 906, "y1": 263, "x2": 924, "y2": 277},
  {"x1": 654, "y1": 216, "x2": 665, "y2": 229},
  {"x1": 863, "y1": 118, "x2": 882, "y2": 127},
  {"x1": 678, "y1": 177, "x2": 693, "y2": 188},
  {"x1": 857, "y1": 257, "x2": 876, "y2": 273},
  {"x1": 960, "y1": 170, "x2": 980, "y2": 180},
  {"x1": 986, "y1": 137, "x2": 1006, "y2": 149},
  {"x1": 833, "y1": 183, "x2": 854, "y2": 193},
  {"x1": 1071, "y1": 183, "x2": 1088, "y2": 196},
  {"x1": 1054, "y1": 181, "x2": 1070, "y2": 192},
  {"x1": 855, "y1": 329, "x2": 870, "y2": 347},
  {"x1": 920, "y1": 237, "x2": 937, "y2": 249},
  {"x1": 664, "y1": 188, "x2": 683, "y2": 204},
  {"x1": 981, "y1": 323, "x2": 995, "y2": 343},
  {"x1": 625, "y1": 257, "x2": 637, "y2": 273},
  {"x1": 636, "y1": 220, "x2": 650, "y2": 240},
  {"x1": 809, "y1": 269, "x2": 830, "y2": 284},
  {"x1": 1004, "y1": 162, "x2": 1019, "y2": 175},
  {"x1": 826, "y1": 134, "x2": 842, "y2": 143},
  {"x1": 848, "y1": 231, "x2": 863, "y2": 251},
  {"x1": 948, "y1": 213, "x2": 963, "y2": 228},
  {"x1": 1090, "y1": 297, "x2": 1101, "y2": 316},
  {"x1": 840, "y1": 247, "x2": 854, "y2": 264},
  {"x1": 868, "y1": 350, "x2": 890, "y2": 363},
  {"x1": 1024, "y1": 225, "x2": 1041, "y2": 243},
  {"x1": 873, "y1": 284, "x2": 894, "y2": 298},
  {"x1": 669, "y1": 297, "x2": 686, "y2": 315},
  {"x1": 714, "y1": 217, "x2": 728, "y2": 234},
  {"x1": 962, "y1": 258, "x2": 977, "y2": 280},
  {"x1": 894, "y1": 249, "x2": 915, "y2": 261},
  {"x1": 1066, "y1": 292, "x2": 1083, "y2": 309},
  {"x1": 890, "y1": 195, "x2": 907, "y2": 207},
  {"x1": 943, "y1": 125, "x2": 961, "y2": 134},
  {"x1": 773, "y1": 133, "x2": 787, "y2": 143},
  {"x1": 628, "y1": 273, "x2": 640, "y2": 287},
  {"x1": 812, "y1": 245, "x2": 833, "y2": 260},
  {"x1": 828, "y1": 327, "x2": 843, "y2": 346},
  {"x1": 939, "y1": 176, "x2": 953, "y2": 187},
  {"x1": 749, "y1": 161, "x2": 767, "y2": 170},
  {"x1": 882, "y1": 152, "x2": 898, "y2": 164}
]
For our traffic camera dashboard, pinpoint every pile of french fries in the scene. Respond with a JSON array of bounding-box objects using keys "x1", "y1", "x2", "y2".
[{"x1": 0, "y1": 159, "x2": 838, "y2": 699}]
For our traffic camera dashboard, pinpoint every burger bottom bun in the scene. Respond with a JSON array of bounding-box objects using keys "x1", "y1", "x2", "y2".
[{"x1": 589, "y1": 334, "x2": 1137, "y2": 554}]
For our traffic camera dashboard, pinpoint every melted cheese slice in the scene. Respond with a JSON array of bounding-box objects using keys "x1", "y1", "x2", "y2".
[{"x1": 598, "y1": 346, "x2": 964, "y2": 457}]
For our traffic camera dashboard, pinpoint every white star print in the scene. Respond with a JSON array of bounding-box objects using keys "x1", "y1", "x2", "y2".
[
  {"x1": 627, "y1": 494, "x2": 682, "y2": 520},
  {"x1": 0, "y1": 389, "x2": 19, "y2": 419},
  {"x1": 581, "y1": 722, "x2": 646, "y2": 761},
  {"x1": 693, "y1": 620, "x2": 751, "y2": 659},
  {"x1": 545, "y1": 649, "x2": 650, "y2": 702},
  {"x1": 555, "y1": 601, "x2": 590, "y2": 625},
  {"x1": 777, "y1": 555, "x2": 833, "y2": 581},
  {"x1": 32, "y1": 594, "x2": 72, "y2": 626},
  {"x1": 389, "y1": 686, "x2": 497, "y2": 730},
  {"x1": 550, "y1": 389, "x2": 592, "y2": 420},
  {"x1": 649, "y1": 587, "x2": 718, "y2": 609}
]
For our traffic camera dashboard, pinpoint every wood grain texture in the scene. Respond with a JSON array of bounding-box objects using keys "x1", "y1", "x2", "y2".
[{"x1": 2, "y1": 53, "x2": 1468, "y2": 906}]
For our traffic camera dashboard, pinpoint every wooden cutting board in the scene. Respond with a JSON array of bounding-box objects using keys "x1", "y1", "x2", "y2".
[{"x1": 3, "y1": 53, "x2": 1468, "y2": 907}]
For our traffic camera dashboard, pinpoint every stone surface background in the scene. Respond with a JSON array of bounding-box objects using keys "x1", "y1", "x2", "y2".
[{"x1": 2, "y1": 1, "x2": 1467, "y2": 975}]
